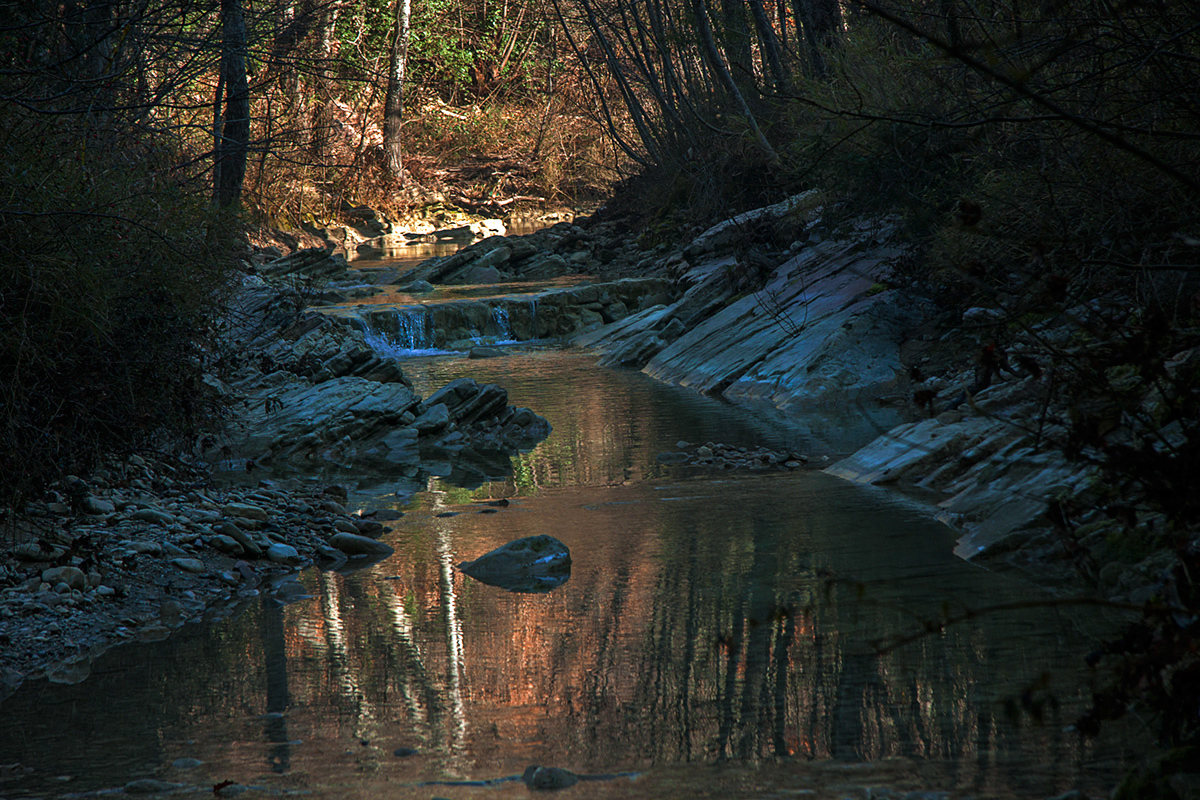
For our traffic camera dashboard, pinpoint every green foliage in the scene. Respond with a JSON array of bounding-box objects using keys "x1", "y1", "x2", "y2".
[{"x1": 331, "y1": 0, "x2": 550, "y2": 101}]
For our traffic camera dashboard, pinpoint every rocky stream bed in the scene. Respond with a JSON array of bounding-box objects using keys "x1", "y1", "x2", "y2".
[{"x1": 1, "y1": 198, "x2": 1194, "y2": 798}]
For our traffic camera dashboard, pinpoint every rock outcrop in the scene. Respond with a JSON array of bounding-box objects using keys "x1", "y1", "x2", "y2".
[{"x1": 577, "y1": 212, "x2": 923, "y2": 413}]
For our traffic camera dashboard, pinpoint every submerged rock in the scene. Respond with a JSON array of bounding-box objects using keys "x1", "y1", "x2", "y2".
[
  {"x1": 522, "y1": 765, "x2": 579, "y2": 790},
  {"x1": 458, "y1": 535, "x2": 571, "y2": 593},
  {"x1": 124, "y1": 778, "x2": 183, "y2": 793},
  {"x1": 329, "y1": 531, "x2": 394, "y2": 557}
]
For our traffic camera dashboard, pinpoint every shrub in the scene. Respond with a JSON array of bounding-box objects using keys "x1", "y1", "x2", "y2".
[{"x1": 0, "y1": 113, "x2": 239, "y2": 511}]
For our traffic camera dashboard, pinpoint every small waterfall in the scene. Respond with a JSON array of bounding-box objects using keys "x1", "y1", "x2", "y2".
[
  {"x1": 396, "y1": 307, "x2": 436, "y2": 349},
  {"x1": 491, "y1": 305, "x2": 515, "y2": 343},
  {"x1": 363, "y1": 306, "x2": 443, "y2": 356},
  {"x1": 528, "y1": 297, "x2": 539, "y2": 339}
]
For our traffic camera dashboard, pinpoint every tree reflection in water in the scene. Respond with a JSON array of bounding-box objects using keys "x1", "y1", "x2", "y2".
[
  {"x1": 257, "y1": 475, "x2": 1117, "y2": 797},
  {"x1": 262, "y1": 594, "x2": 290, "y2": 773}
]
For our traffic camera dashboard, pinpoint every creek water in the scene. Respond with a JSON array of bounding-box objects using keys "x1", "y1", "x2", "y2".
[{"x1": 0, "y1": 342, "x2": 1135, "y2": 799}]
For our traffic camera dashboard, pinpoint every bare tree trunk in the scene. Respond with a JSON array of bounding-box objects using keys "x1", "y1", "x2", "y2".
[
  {"x1": 549, "y1": 0, "x2": 652, "y2": 166},
  {"x1": 718, "y1": 0, "x2": 755, "y2": 97},
  {"x1": 748, "y1": 0, "x2": 788, "y2": 92},
  {"x1": 793, "y1": 0, "x2": 841, "y2": 77},
  {"x1": 383, "y1": 0, "x2": 412, "y2": 181},
  {"x1": 272, "y1": 0, "x2": 303, "y2": 107},
  {"x1": 692, "y1": 0, "x2": 779, "y2": 163},
  {"x1": 215, "y1": 0, "x2": 249, "y2": 207},
  {"x1": 939, "y1": 0, "x2": 961, "y2": 50},
  {"x1": 309, "y1": 2, "x2": 340, "y2": 159}
]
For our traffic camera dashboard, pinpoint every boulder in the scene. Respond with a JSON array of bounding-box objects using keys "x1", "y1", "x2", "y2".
[
  {"x1": 460, "y1": 265, "x2": 505, "y2": 284},
  {"x1": 413, "y1": 402, "x2": 452, "y2": 433},
  {"x1": 266, "y1": 542, "x2": 303, "y2": 566},
  {"x1": 458, "y1": 535, "x2": 571, "y2": 593},
  {"x1": 41, "y1": 566, "x2": 87, "y2": 591}
]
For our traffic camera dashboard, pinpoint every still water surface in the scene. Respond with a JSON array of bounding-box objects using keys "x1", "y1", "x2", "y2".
[{"x1": 0, "y1": 347, "x2": 1132, "y2": 799}]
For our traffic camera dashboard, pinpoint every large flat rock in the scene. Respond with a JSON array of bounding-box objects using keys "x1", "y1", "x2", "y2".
[{"x1": 642, "y1": 229, "x2": 922, "y2": 410}]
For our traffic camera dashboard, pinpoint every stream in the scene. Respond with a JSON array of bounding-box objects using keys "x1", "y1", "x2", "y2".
[{"x1": 0, "y1": 251, "x2": 1137, "y2": 799}]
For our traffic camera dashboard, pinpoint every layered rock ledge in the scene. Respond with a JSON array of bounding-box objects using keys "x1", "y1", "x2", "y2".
[{"x1": 574, "y1": 193, "x2": 1189, "y2": 599}]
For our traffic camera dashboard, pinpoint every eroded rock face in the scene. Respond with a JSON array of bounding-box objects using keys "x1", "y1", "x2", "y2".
[
  {"x1": 579, "y1": 216, "x2": 922, "y2": 412},
  {"x1": 458, "y1": 535, "x2": 571, "y2": 593}
]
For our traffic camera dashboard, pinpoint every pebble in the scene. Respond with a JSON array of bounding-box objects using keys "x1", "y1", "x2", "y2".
[
  {"x1": 210, "y1": 534, "x2": 245, "y2": 555},
  {"x1": 171, "y1": 557, "x2": 206, "y2": 574},
  {"x1": 82, "y1": 496, "x2": 116, "y2": 515},
  {"x1": 223, "y1": 502, "x2": 268, "y2": 521},
  {"x1": 130, "y1": 508, "x2": 175, "y2": 526},
  {"x1": 215, "y1": 522, "x2": 263, "y2": 557},
  {"x1": 266, "y1": 543, "x2": 303, "y2": 565}
]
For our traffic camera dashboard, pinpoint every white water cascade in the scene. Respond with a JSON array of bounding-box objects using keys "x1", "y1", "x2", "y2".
[
  {"x1": 490, "y1": 305, "x2": 515, "y2": 343},
  {"x1": 363, "y1": 306, "x2": 443, "y2": 356}
]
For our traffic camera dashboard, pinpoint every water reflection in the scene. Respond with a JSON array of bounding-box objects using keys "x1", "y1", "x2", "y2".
[
  {"x1": 0, "y1": 351, "x2": 1132, "y2": 799},
  {"x1": 262, "y1": 596, "x2": 291, "y2": 773}
]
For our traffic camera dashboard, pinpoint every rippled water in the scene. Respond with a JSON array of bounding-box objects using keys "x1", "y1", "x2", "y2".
[{"x1": 0, "y1": 347, "x2": 1135, "y2": 799}]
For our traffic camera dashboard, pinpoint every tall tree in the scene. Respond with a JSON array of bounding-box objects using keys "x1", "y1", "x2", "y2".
[
  {"x1": 794, "y1": 0, "x2": 841, "y2": 77},
  {"x1": 383, "y1": 0, "x2": 413, "y2": 181},
  {"x1": 309, "y1": 1, "x2": 341, "y2": 158},
  {"x1": 215, "y1": 0, "x2": 250, "y2": 207},
  {"x1": 748, "y1": 0, "x2": 788, "y2": 92}
]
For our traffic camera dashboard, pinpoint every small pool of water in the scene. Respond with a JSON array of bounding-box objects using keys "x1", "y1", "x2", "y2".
[{"x1": 0, "y1": 349, "x2": 1136, "y2": 799}]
